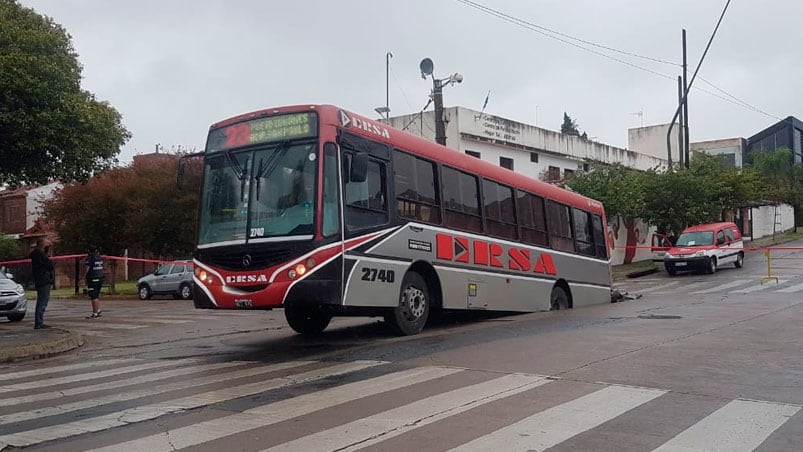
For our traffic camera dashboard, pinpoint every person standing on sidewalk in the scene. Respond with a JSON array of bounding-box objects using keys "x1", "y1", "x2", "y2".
[
  {"x1": 30, "y1": 238, "x2": 54, "y2": 330},
  {"x1": 85, "y1": 245, "x2": 104, "y2": 319}
]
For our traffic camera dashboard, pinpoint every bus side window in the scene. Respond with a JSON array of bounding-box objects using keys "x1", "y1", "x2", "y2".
[
  {"x1": 442, "y1": 166, "x2": 482, "y2": 233},
  {"x1": 343, "y1": 153, "x2": 388, "y2": 231},
  {"x1": 393, "y1": 149, "x2": 441, "y2": 224},
  {"x1": 483, "y1": 179, "x2": 517, "y2": 240},
  {"x1": 517, "y1": 190, "x2": 548, "y2": 247},
  {"x1": 592, "y1": 214, "x2": 608, "y2": 259},
  {"x1": 572, "y1": 208, "x2": 595, "y2": 257},
  {"x1": 546, "y1": 200, "x2": 574, "y2": 253}
]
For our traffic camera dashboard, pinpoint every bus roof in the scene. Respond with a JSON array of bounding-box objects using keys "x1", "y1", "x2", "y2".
[{"x1": 209, "y1": 104, "x2": 605, "y2": 216}]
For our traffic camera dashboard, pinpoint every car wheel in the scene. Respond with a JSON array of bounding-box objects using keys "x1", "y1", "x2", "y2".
[
  {"x1": 138, "y1": 284, "x2": 152, "y2": 300},
  {"x1": 734, "y1": 252, "x2": 744, "y2": 268},
  {"x1": 707, "y1": 257, "x2": 717, "y2": 274},
  {"x1": 284, "y1": 302, "x2": 332, "y2": 335},
  {"x1": 550, "y1": 285, "x2": 571, "y2": 310},
  {"x1": 7, "y1": 313, "x2": 24, "y2": 322},
  {"x1": 387, "y1": 272, "x2": 429, "y2": 336},
  {"x1": 179, "y1": 283, "x2": 192, "y2": 300}
]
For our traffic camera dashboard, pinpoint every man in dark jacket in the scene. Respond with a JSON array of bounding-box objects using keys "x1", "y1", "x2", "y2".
[{"x1": 30, "y1": 238, "x2": 54, "y2": 329}]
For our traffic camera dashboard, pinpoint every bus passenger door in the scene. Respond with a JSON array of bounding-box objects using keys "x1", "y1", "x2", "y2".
[{"x1": 322, "y1": 143, "x2": 345, "y2": 302}]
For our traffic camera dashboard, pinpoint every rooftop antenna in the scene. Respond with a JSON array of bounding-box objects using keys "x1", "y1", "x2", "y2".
[
  {"x1": 474, "y1": 90, "x2": 490, "y2": 120},
  {"x1": 631, "y1": 109, "x2": 644, "y2": 127}
]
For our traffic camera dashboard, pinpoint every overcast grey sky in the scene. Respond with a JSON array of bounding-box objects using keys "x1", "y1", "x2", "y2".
[{"x1": 19, "y1": 0, "x2": 801, "y2": 162}]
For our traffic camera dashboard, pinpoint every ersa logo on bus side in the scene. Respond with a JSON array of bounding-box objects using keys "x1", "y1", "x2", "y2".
[
  {"x1": 338, "y1": 110, "x2": 391, "y2": 139},
  {"x1": 436, "y1": 233, "x2": 557, "y2": 275}
]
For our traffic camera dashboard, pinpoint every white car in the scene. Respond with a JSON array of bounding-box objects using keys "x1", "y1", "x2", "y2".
[
  {"x1": 137, "y1": 260, "x2": 194, "y2": 300},
  {"x1": 0, "y1": 271, "x2": 27, "y2": 322}
]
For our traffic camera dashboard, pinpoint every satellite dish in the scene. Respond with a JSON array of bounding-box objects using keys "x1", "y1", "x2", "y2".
[{"x1": 419, "y1": 58, "x2": 434, "y2": 78}]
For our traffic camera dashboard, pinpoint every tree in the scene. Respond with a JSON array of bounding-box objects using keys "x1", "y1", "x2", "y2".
[
  {"x1": 41, "y1": 155, "x2": 202, "y2": 261},
  {"x1": 0, "y1": 232, "x2": 19, "y2": 260},
  {"x1": 640, "y1": 166, "x2": 722, "y2": 236},
  {"x1": 565, "y1": 163, "x2": 646, "y2": 221},
  {"x1": 560, "y1": 112, "x2": 580, "y2": 136},
  {"x1": 124, "y1": 157, "x2": 202, "y2": 258},
  {"x1": 0, "y1": 0, "x2": 130, "y2": 185},
  {"x1": 566, "y1": 163, "x2": 647, "y2": 262},
  {"x1": 749, "y1": 147, "x2": 803, "y2": 224},
  {"x1": 567, "y1": 152, "x2": 762, "y2": 239}
]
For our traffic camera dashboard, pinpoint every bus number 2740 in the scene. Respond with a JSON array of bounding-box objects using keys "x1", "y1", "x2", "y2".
[{"x1": 361, "y1": 268, "x2": 395, "y2": 283}]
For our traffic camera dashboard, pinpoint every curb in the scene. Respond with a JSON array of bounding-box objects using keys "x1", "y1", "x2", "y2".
[
  {"x1": 0, "y1": 330, "x2": 84, "y2": 363},
  {"x1": 626, "y1": 267, "x2": 659, "y2": 278}
]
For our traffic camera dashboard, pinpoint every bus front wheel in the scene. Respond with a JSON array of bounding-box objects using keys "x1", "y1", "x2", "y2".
[
  {"x1": 284, "y1": 303, "x2": 331, "y2": 336},
  {"x1": 387, "y1": 272, "x2": 429, "y2": 336}
]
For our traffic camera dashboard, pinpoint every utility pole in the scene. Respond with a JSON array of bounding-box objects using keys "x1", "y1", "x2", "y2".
[
  {"x1": 682, "y1": 29, "x2": 690, "y2": 168},
  {"x1": 433, "y1": 78, "x2": 446, "y2": 145},
  {"x1": 677, "y1": 76, "x2": 684, "y2": 168},
  {"x1": 419, "y1": 57, "x2": 462, "y2": 146},
  {"x1": 666, "y1": 1, "x2": 730, "y2": 170}
]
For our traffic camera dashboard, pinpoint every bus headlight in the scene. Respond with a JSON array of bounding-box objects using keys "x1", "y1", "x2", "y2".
[
  {"x1": 288, "y1": 263, "x2": 307, "y2": 279},
  {"x1": 195, "y1": 267, "x2": 219, "y2": 285}
]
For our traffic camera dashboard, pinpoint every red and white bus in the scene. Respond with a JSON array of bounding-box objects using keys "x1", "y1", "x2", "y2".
[{"x1": 192, "y1": 104, "x2": 612, "y2": 335}]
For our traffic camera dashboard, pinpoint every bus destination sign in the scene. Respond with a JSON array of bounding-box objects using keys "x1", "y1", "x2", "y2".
[{"x1": 206, "y1": 112, "x2": 317, "y2": 152}]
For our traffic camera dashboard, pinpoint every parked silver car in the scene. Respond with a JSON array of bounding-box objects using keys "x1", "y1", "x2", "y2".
[
  {"x1": 137, "y1": 260, "x2": 194, "y2": 300},
  {"x1": 0, "y1": 271, "x2": 27, "y2": 322}
]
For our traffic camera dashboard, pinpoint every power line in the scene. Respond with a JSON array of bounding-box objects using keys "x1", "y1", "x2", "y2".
[
  {"x1": 388, "y1": 64, "x2": 415, "y2": 111},
  {"x1": 456, "y1": 0, "x2": 680, "y2": 67},
  {"x1": 456, "y1": 0, "x2": 782, "y2": 122},
  {"x1": 402, "y1": 99, "x2": 433, "y2": 132},
  {"x1": 698, "y1": 76, "x2": 782, "y2": 120}
]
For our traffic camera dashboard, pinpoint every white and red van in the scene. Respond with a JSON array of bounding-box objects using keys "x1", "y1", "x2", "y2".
[{"x1": 654, "y1": 222, "x2": 744, "y2": 276}]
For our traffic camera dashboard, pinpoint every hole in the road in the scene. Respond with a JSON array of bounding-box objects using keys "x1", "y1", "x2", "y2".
[{"x1": 638, "y1": 314, "x2": 682, "y2": 320}]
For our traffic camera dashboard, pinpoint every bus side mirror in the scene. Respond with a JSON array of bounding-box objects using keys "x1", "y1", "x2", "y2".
[{"x1": 350, "y1": 153, "x2": 368, "y2": 183}]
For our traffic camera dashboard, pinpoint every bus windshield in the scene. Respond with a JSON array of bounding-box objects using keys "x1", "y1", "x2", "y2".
[{"x1": 197, "y1": 141, "x2": 318, "y2": 246}]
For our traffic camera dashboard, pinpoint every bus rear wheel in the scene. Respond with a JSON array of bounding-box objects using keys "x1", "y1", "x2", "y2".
[
  {"x1": 387, "y1": 272, "x2": 429, "y2": 336},
  {"x1": 550, "y1": 285, "x2": 570, "y2": 310},
  {"x1": 284, "y1": 303, "x2": 331, "y2": 336}
]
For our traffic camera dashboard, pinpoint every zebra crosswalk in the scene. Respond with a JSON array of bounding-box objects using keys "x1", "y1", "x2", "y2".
[
  {"x1": 0, "y1": 357, "x2": 799, "y2": 451},
  {"x1": 616, "y1": 274, "x2": 803, "y2": 297},
  {"x1": 23, "y1": 302, "x2": 261, "y2": 338}
]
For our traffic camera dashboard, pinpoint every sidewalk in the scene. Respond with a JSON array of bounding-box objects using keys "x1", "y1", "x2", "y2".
[{"x1": 0, "y1": 326, "x2": 83, "y2": 363}]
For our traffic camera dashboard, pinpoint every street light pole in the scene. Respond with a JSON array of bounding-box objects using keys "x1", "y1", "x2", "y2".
[{"x1": 385, "y1": 52, "x2": 392, "y2": 117}]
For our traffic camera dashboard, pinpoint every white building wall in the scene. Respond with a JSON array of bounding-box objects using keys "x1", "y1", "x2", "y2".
[
  {"x1": 628, "y1": 123, "x2": 683, "y2": 162},
  {"x1": 751, "y1": 204, "x2": 795, "y2": 239},
  {"x1": 458, "y1": 139, "x2": 578, "y2": 181},
  {"x1": 25, "y1": 182, "x2": 59, "y2": 230},
  {"x1": 387, "y1": 107, "x2": 667, "y2": 173},
  {"x1": 690, "y1": 138, "x2": 745, "y2": 168}
]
